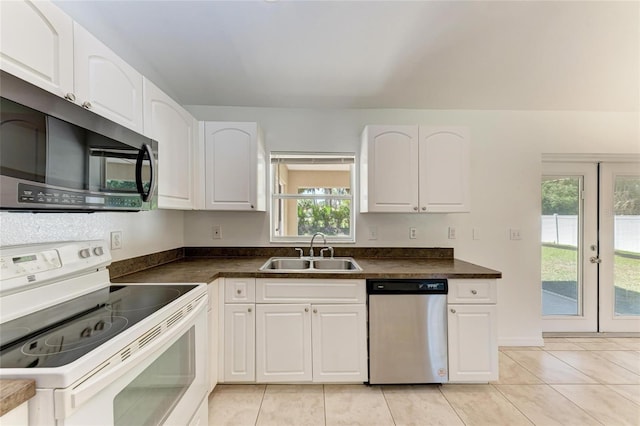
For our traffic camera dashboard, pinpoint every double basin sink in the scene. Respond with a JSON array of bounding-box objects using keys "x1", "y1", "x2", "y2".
[{"x1": 259, "y1": 257, "x2": 362, "y2": 272}]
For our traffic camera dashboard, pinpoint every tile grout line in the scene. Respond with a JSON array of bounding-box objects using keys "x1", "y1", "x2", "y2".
[
  {"x1": 379, "y1": 386, "x2": 398, "y2": 426},
  {"x1": 488, "y1": 383, "x2": 536, "y2": 426},
  {"x1": 491, "y1": 383, "x2": 605, "y2": 426},
  {"x1": 254, "y1": 385, "x2": 267, "y2": 426},
  {"x1": 436, "y1": 385, "x2": 469, "y2": 426}
]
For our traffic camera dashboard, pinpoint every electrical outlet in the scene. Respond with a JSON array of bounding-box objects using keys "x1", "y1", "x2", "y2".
[
  {"x1": 368, "y1": 227, "x2": 378, "y2": 240},
  {"x1": 212, "y1": 225, "x2": 222, "y2": 239},
  {"x1": 448, "y1": 227, "x2": 456, "y2": 239},
  {"x1": 409, "y1": 227, "x2": 417, "y2": 239},
  {"x1": 510, "y1": 228, "x2": 522, "y2": 240},
  {"x1": 110, "y1": 231, "x2": 122, "y2": 250}
]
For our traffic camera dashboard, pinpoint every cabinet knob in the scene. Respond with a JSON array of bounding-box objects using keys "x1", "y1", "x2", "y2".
[
  {"x1": 248, "y1": 307, "x2": 252, "y2": 313},
  {"x1": 304, "y1": 307, "x2": 309, "y2": 312},
  {"x1": 65, "y1": 93, "x2": 76, "y2": 102},
  {"x1": 450, "y1": 308, "x2": 456, "y2": 314},
  {"x1": 250, "y1": 205, "x2": 254, "y2": 209},
  {"x1": 82, "y1": 101, "x2": 92, "y2": 109},
  {"x1": 313, "y1": 309, "x2": 318, "y2": 314},
  {"x1": 413, "y1": 206, "x2": 418, "y2": 211},
  {"x1": 421, "y1": 206, "x2": 426, "y2": 211},
  {"x1": 471, "y1": 289, "x2": 478, "y2": 295},
  {"x1": 237, "y1": 289, "x2": 242, "y2": 295}
]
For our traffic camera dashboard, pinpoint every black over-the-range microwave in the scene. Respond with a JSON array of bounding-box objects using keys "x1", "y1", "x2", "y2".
[{"x1": 0, "y1": 70, "x2": 158, "y2": 212}]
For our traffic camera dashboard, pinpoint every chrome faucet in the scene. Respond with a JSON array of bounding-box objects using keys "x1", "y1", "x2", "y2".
[{"x1": 309, "y1": 232, "x2": 326, "y2": 258}]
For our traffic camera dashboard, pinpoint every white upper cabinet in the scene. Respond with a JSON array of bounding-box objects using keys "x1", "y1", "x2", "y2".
[
  {"x1": 73, "y1": 23, "x2": 144, "y2": 134},
  {"x1": 419, "y1": 126, "x2": 470, "y2": 213},
  {"x1": 0, "y1": 1, "x2": 145, "y2": 134},
  {"x1": 143, "y1": 78, "x2": 196, "y2": 209},
  {"x1": 360, "y1": 125, "x2": 419, "y2": 213},
  {"x1": 0, "y1": 0, "x2": 74, "y2": 98},
  {"x1": 203, "y1": 122, "x2": 266, "y2": 211},
  {"x1": 361, "y1": 125, "x2": 470, "y2": 213}
]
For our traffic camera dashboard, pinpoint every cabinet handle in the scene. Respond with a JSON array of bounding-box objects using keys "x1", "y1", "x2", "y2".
[
  {"x1": 471, "y1": 290, "x2": 478, "y2": 295},
  {"x1": 82, "y1": 101, "x2": 92, "y2": 109},
  {"x1": 313, "y1": 309, "x2": 317, "y2": 314},
  {"x1": 248, "y1": 307, "x2": 252, "y2": 313},
  {"x1": 450, "y1": 308, "x2": 456, "y2": 314},
  {"x1": 413, "y1": 206, "x2": 418, "y2": 211},
  {"x1": 65, "y1": 93, "x2": 76, "y2": 102},
  {"x1": 304, "y1": 307, "x2": 309, "y2": 312}
]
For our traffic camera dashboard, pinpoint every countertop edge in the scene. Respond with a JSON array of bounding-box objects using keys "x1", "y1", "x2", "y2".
[{"x1": 0, "y1": 379, "x2": 35, "y2": 417}]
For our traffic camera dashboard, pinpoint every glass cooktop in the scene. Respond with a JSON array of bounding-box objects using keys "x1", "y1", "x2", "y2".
[{"x1": 0, "y1": 284, "x2": 197, "y2": 369}]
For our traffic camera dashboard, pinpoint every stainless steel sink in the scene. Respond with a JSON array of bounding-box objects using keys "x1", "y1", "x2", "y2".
[
  {"x1": 260, "y1": 258, "x2": 311, "y2": 271},
  {"x1": 259, "y1": 257, "x2": 362, "y2": 272},
  {"x1": 312, "y1": 258, "x2": 361, "y2": 271}
]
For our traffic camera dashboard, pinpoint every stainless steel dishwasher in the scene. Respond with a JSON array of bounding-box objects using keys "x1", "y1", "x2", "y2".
[{"x1": 368, "y1": 279, "x2": 448, "y2": 384}]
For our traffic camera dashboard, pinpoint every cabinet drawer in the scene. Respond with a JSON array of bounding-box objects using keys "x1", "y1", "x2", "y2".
[
  {"x1": 256, "y1": 279, "x2": 366, "y2": 304},
  {"x1": 225, "y1": 278, "x2": 256, "y2": 303},
  {"x1": 448, "y1": 279, "x2": 496, "y2": 304}
]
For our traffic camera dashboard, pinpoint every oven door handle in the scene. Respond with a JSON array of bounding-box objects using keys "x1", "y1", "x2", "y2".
[{"x1": 54, "y1": 294, "x2": 207, "y2": 420}]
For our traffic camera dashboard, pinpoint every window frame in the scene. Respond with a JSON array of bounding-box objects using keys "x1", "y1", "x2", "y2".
[{"x1": 269, "y1": 152, "x2": 356, "y2": 244}]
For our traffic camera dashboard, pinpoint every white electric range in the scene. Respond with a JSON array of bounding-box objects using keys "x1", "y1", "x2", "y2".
[{"x1": 0, "y1": 240, "x2": 209, "y2": 425}]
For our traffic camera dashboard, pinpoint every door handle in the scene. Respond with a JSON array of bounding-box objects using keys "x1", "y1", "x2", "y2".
[{"x1": 589, "y1": 256, "x2": 602, "y2": 264}]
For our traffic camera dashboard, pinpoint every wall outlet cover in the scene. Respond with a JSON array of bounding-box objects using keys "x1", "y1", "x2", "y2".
[{"x1": 110, "y1": 231, "x2": 122, "y2": 250}]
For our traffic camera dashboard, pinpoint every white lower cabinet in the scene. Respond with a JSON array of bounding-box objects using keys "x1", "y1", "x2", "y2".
[
  {"x1": 208, "y1": 279, "x2": 219, "y2": 392},
  {"x1": 222, "y1": 278, "x2": 367, "y2": 384},
  {"x1": 447, "y1": 279, "x2": 498, "y2": 382},
  {"x1": 256, "y1": 304, "x2": 312, "y2": 382},
  {"x1": 311, "y1": 304, "x2": 368, "y2": 382},
  {"x1": 223, "y1": 303, "x2": 255, "y2": 382}
]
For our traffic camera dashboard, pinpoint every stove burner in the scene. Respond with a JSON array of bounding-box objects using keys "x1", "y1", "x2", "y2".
[{"x1": 21, "y1": 316, "x2": 128, "y2": 356}]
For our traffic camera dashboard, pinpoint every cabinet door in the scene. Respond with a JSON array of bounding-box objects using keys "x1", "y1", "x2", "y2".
[
  {"x1": 311, "y1": 304, "x2": 368, "y2": 382},
  {"x1": 419, "y1": 126, "x2": 470, "y2": 212},
  {"x1": 361, "y1": 125, "x2": 419, "y2": 213},
  {"x1": 0, "y1": 0, "x2": 74, "y2": 98},
  {"x1": 73, "y1": 23, "x2": 144, "y2": 133},
  {"x1": 223, "y1": 304, "x2": 255, "y2": 382},
  {"x1": 256, "y1": 304, "x2": 312, "y2": 382},
  {"x1": 208, "y1": 280, "x2": 219, "y2": 392},
  {"x1": 203, "y1": 122, "x2": 265, "y2": 211},
  {"x1": 143, "y1": 78, "x2": 196, "y2": 209},
  {"x1": 447, "y1": 304, "x2": 498, "y2": 382}
]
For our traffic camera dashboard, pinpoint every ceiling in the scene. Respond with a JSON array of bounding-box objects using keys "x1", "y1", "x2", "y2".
[{"x1": 54, "y1": 0, "x2": 639, "y2": 111}]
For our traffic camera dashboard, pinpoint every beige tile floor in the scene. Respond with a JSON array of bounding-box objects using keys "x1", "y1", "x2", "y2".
[{"x1": 208, "y1": 337, "x2": 640, "y2": 425}]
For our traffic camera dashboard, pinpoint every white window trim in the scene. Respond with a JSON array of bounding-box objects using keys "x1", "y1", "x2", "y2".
[{"x1": 269, "y1": 152, "x2": 356, "y2": 244}]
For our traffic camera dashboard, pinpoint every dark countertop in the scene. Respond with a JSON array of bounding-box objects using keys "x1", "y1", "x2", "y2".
[
  {"x1": 112, "y1": 256, "x2": 501, "y2": 284},
  {"x1": 0, "y1": 379, "x2": 35, "y2": 417}
]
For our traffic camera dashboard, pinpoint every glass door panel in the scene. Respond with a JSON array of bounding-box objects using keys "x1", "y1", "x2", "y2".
[
  {"x1": 541, "y1": 176, "x2": 580, "y2": 315},
  {"x1": 541, "y1": 163, "x2": 598, "y2": 332},
  {"x1": 600, "y1": 163, "x2": 640, "y2": 332}
]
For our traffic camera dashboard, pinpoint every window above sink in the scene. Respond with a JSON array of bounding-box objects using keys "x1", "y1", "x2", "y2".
[{"x1": 270, "y1": 153, "x2": 356, "y2": 244}]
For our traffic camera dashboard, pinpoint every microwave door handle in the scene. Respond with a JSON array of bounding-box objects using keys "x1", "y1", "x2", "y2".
[{"x1": 135, "y1": 143, "x2": 156, "y2": 202}]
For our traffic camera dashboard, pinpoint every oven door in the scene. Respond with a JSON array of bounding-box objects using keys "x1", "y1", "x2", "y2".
[{"x1": 52, "y1": 296, "x2": 208, "y2": 426}]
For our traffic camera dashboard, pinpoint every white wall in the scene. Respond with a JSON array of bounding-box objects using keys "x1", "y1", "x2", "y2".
[
  {"x1": 0, "y1": 209, "x2": 185, "y2": 262},
  {"x1": 185, "y1": 105, "x2": 639, "y2": 346}
]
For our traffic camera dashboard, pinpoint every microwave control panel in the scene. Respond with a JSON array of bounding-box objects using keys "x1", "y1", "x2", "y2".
[{"x1": 17, "y1": 183, "x2": 142, "y2": 209}]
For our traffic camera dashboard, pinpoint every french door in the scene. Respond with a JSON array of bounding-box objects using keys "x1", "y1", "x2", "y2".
[{"x1": 541, "y1": 161, "x2": 640, "y2": 333}]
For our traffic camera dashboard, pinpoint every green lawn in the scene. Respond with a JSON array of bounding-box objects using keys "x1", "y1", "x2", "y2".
[{"x1": 542, "y1": 245, "x2": 640, "y2": 293}]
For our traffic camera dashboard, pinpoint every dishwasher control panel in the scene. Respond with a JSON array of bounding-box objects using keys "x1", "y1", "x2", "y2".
[{"x1": 367, "y1": 279, "x2": 447, "y2": 294}]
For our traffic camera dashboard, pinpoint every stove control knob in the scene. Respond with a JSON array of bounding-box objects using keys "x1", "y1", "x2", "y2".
[
  {"x1": 93, "y1": 247, "x2": 104, "y2": 256},
  {"x1": 79, "y1": 248, "x2": 91, "y2": 258}
]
